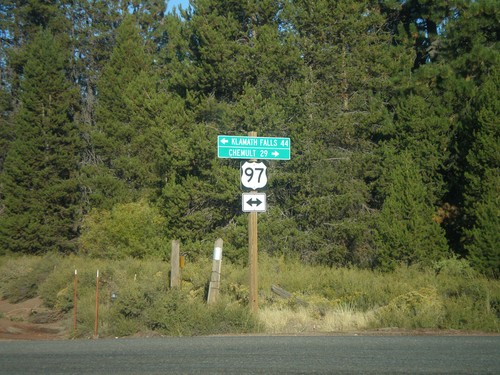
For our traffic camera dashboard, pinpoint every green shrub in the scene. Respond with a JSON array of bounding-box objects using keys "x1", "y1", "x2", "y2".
[
  {"x1": 113, "y1": 284, "x2": 147, "y2": 319},
  {"x1": 442, "y1": 294, "x2": 499, "y2": 331},
  {"x1": 107, "y1": 314, "x2": 142, "y2": 337},
  {"x1": 142, "y1": 289, "x2": 200, "y2": 335},
  {"x1": 39, "y1": 256, "x2": 79, "y2": 311},
  {"x1": 0, "y1": 256, "x2": 39, "y2": 299},
  {"x1": 79, "y1": 199, "x2": 167, "y2": 259},
  {"x1": 1, "y1": 254, "x2": 58, "y2": 303},
  {"x1": 372, "y1": 287, "x2": 444, "y2": 329},
  {"x1": 434, "y1": 257, "x2": 478, "y2": 278},
  {"x1": 205, "y1": 297, "x2": 260, "y2": 334}
]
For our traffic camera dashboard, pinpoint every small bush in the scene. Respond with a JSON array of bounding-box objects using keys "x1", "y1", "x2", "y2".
[
  {"x1": 205, "y1": 297, "x2": 260, "y2": 334},
  {"x1": 79, "y1": 200, "x2": 167, "y2": 259},
  {"x1": 0, "y1": 256, "x2": 39, "y2": 299},
  {"x1": 145, "y1": 289, "x2": 205, "y2": 335},
  {"x1": 124, "y1": 289, "x2": 258, "y2": 337},
  {"x1": 39, "y1": 258, "x2": 78, "y2": 311},
  {"x1": 434, "y1": 257, "x2": 478, "y2": 278},
  {"x1": 107, "y1": 314, "x2": 142, "y2": 337},
  {"x1": 113, "y1": 284, "x2": 147, "y2": 319},
  {"x1": 372, "y1": 287, "x2": 444, "y2": 329},
  {"x1": 442, "y1": 294, "x2": 499, "y2": 331},
  {"x1": 2, "y1": 254, "x2": 58, "y2": 303}
]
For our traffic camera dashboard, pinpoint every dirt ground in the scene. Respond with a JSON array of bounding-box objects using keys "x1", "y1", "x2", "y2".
[{"x1": 0, "y1": 297, "x2": 68, "y2": 340}]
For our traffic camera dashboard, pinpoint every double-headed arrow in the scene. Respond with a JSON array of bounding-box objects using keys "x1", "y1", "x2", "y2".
[
  {"x1": 246, "y1": 198, "x2": 263, "y2": 207},
  {"x1": 242, "y1": 193, "x2": 266, "y2": 212}
]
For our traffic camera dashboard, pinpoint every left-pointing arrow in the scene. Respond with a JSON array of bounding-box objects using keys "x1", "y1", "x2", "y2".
[{"x1": 220, "y1": 138, "x2": 229, "y2": 144}]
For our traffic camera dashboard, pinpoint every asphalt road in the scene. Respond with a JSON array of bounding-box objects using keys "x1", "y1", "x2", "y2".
[{"x1": 1, "y1": 335, "x2": 499, "y2": 374}]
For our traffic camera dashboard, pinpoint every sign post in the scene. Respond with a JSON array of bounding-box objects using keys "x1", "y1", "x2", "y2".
[
  {"x1": 217, "y1": 132, "x2": 291, "y2": 314},
  {"x1": 247, "y1": 132, "x2": 259, "y2": 314},
  {"x1": 94, "y1": 270, "x2": 99, "y2": 339},
  {"x1": 73, "y1": 269, "x2": 77, "y2": 337}
]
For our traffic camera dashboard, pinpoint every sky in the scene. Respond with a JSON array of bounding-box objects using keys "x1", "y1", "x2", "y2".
[{"x1": 166, "y1": 0, "x2": 191, "y2": 13}]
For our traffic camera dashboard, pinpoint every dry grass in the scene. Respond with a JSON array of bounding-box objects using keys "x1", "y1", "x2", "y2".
[
  {"x1": 259, "y1": 304, "x2": 374, "y2": 334},
  {"x1": 1, "y1": 254, "x2": 499, "y2": 335}
]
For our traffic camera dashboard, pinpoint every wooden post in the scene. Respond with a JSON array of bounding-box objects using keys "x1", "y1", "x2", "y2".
[
  {"x1": 207, "y1": 238, "x2": 224, "y2": 305},
  {"x1": 248, "y1": 131, "x2": 259, "y2": 314},
  {"x1": 94, "y1": 270, "x2": 99, "y2": 339},
  {"x1": 73, "y1": 269, "x2": 78, "y2": 337},
  {"x1": 249, "y1": 210, "x2": 258, "y2": 313},
  {"x1": 170, "y1": 240, "x2": 181, "y2": 288},
  {"x1": 73, "y1": 269, "x2": 77, "y2": 337}
]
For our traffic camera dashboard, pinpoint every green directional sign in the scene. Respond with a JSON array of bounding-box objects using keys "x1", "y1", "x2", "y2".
[{"x1": 218, "y1": 135, "x2": 291, "y2": 160}]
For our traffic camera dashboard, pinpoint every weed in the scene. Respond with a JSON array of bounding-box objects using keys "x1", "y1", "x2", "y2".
[
  {"x1": 0, "y1": 254, "x2": 499, "y2": 336},
  {"x1": 371, "y1": 287, "x2": 444, "y2": 329}
]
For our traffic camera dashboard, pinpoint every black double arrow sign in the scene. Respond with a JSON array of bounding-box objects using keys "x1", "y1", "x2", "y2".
[{"x1": 246, "y1": 198, "x2": 263, "y2": 207}]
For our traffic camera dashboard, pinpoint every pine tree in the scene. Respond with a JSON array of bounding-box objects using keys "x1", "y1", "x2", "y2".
[
  {"x1": 437, "y1": 0, "x2": 499, "y2": 269},
  {"x1": 156, "y1": 0, "x2": 304, "y2": 244},
  {"x1": 0, "y1": 85, "x2": 13, "y2": 172},
  {"x1": 84, "y1": 16, "x2": 151, "y2": 209},
  {"x1": 0, "y1": 0, "x2": 70, "y2": 108},
  {"x1": 86, "y1": 15, "x2": 194, "y2": 212},
  {"x1": 66, "y1": 0, "x2": 166, "y2": 128},
  {"x1": 0, "y1": 29, "x2": 81, "y2": 254},
  {"x1": 378, "y1": 67, "x2": 454, "y2": 207},
  {"x1": 463, "y1": 71, "x2": 500, "y2": 277},
  {"x1": 277, "y1": 0, "x2": 406, "y2": 266},
  {"x1": 375, "y1": 150, "x2": 450, "y2": 270},
  {"x1": 380, "y1": 0, "x2": 452, "y2": 69},
  {"x1": 463, "y1": 74, "x2": 500, "y2": 220},
  {"x1": 180, "y1": 0, "x2": 302, "y2": 101},
  {"x1": 466, "y1": 172, "x2": 500, "y2": 278}
]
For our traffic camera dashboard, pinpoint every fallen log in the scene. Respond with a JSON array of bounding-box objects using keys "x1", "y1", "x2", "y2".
[{"x1": 271, "y1": 285, "x2": 308, "y2": 306}]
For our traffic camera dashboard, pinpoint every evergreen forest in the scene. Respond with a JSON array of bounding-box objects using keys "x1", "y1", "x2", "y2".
[{"x1": 0, "y1": 0, "x2": 498, "y2": 278}]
